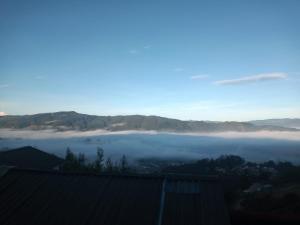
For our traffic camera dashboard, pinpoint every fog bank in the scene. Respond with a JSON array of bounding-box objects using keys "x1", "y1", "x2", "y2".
[{"x1": 1, "y1": 129, "x2": 300, "y2": 141}]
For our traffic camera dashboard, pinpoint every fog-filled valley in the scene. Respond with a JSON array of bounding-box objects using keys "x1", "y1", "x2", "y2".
[
  {"x1": 1, "y1": 1, "x2": 300, "y2": 223},
  {"x1": 1, "y1": 129, "x2": 300, "y2": 164}
]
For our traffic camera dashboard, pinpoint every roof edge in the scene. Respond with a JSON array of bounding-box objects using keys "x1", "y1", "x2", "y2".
[
  {"x1": 8, "y1": 167, "x2": 220, "y2": 181},
  {"x1": 0, "y1": 165, "x2": 15, "y2": 178}
]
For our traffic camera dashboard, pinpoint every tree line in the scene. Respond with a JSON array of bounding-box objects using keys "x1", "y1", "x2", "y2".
[{"x1": 61, "y1": 147, "x2": 129, "y2": 174}]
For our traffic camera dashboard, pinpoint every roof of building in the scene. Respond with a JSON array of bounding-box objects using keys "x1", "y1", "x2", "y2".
[
  {"x1": 0, "y1": 146, "x2": 63, "y2": 170},
  {"x1": 0, "y1": 167, "x2": 230, "y2": 225}
]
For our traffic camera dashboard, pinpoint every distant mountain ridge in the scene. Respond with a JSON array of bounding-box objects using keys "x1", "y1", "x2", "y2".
[
  {"x1": 0, "y1": 111, "x2": 298, "y2": 132},
  {"x1": 250, "y1": 118, "x2": 300, "y2": 129}
]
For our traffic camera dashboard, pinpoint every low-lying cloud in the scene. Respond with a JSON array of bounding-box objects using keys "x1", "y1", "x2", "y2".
[
  {"x1": 0, "y1": 129, "x2": 300, "y2": 141},
  {"x1": 1, "y1": 129, "x2": 300, "y2": 164},
  {"x1": 214, "y1": 72, "x2": 287, "y2": 85}
]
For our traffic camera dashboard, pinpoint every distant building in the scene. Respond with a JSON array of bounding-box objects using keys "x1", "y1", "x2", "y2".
[{"x1": 0, "y1": 167, "x2": 230, "y2": 225}]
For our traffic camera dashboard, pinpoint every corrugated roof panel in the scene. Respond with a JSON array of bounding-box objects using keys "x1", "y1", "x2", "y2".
[
  {"x1": 165, "y1": 179, "x2": 201, "y2": 194},
  {"x1": 162, "y1": 192, "x2": 202, "y2": 225},
  {"x1": 0, "y1": 169, "x2": 230, "y2": 225},
  {"x1": 199, "y1": 181, "x2": 231, "y2": 225},
  {"x1": 0, "y1": 170, "x2": 163, "y2": 225},
  {"x1": 87, "y1": 176, "x2": 163, "y2": 225},
  {"x1": 9, "y1": 174, "x2": 112, "y2": 225}
]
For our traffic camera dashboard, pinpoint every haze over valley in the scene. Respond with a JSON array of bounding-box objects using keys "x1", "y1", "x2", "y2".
[
  {"x1": 1, "y1": 112, "x2": 300, "y2": 164},
  {"x1": 1, "y1": 1, "x2": 300, "y2": 223}
]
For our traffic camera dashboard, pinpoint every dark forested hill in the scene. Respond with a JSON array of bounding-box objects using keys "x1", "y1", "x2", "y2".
[{"x1": 0, "y1": 111, "x2": 297, "y2": 132}]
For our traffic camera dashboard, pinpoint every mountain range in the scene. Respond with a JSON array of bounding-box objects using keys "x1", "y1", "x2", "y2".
[
  {"x1": 0, "y1": 111, "x2": 298, "y2": 133},
  {"x1": 249, "y1": 118, "x2": 300, "y2": 129}
]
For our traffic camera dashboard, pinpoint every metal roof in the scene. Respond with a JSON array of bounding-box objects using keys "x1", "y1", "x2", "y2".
[{"x1": 0, "y1": 168, "x2": 230, "y2": 225}]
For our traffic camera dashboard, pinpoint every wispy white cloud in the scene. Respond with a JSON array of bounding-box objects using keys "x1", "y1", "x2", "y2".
[
  {"x1": 129, "y1": 45, "x2": 151, "y2": 54},
  {"x1": 35, "y1": 75, "x2": 46, "y2": 80},
  {"x1": 214, "y1": 72, "x2": 288, "y2": 85},
  {"x1": 0, "y1": 84, "x2": 9, "y2": 88},
  {"x1": 190, "y1": 74, "x2": 209, "y2": 80},
  {"x1": 174, "y1": 68, "x2": 184, "y2": 72},
  {"x1": 129, "y1": 49, "x2": 139, "y2": 54},
  {"x1": 0, "y1": 112, "x2": 6, "y2": 116}
]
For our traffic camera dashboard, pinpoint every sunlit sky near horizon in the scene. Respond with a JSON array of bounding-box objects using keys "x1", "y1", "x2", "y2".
[{"x1": 1, "y1": 0, "x2": 300, "y2": 121}]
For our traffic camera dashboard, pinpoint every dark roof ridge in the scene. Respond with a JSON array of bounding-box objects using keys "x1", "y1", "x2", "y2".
[
  {"x1": 6, "y1": 167, "x2": 220, "y2": 181},
  {"x1": 0, "y1": 165, "x2": 15, "y2": 177}
]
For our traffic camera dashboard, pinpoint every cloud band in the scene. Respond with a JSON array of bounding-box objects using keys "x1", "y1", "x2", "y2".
[{"x1": 214, "y1": 72, "x2": 287, "y2": 85}]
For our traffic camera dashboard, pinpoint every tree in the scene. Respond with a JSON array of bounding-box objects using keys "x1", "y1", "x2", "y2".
[
  {"x1": 65, "y1": 147, "x2": 76, "y2": 162},
  {"x1": 215, "y1": 155, "x2": 245, "y2": 170},
  {"x1": 63, "y1": 147, "x2": 79, "y2": 171},
  {"x1": 120, "y1": 155, "x2": 128, "y2": 173},
  {"x1": 78, "y1": 153, "x2": 86, "y2": 166},
  {"x1": 94, "y1": 147, "x2": 104, "y2": 172},
  {"x1": 105, "y1": 157, "x2": 113, "y2": 172}
]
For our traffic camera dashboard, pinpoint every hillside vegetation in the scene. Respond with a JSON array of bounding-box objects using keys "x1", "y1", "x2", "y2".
[{"x1": 0, "y1": 111, "x2": 297, "y2": 132}]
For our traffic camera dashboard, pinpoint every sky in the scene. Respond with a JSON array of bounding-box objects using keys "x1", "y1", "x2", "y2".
[{"x1": 0, "y1": 0, "x2": 300, "y2": 121}]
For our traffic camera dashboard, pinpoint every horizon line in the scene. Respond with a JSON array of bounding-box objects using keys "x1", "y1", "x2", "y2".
[{"x1": 1, "y1": 110, "x2": 299, "y2": 122}]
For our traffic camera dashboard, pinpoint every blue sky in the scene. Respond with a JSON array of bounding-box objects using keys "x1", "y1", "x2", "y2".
[{"x1": 0, "y1": 0, "x2": 299, "y2": 121}]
